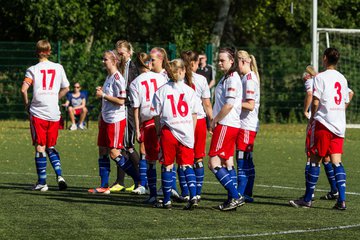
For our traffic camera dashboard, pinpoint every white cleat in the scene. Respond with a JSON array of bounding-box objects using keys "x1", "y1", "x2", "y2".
[
  {"x1": 57, "y1": 176, "x2": 68, "y2": 190},
  {"x1": 69, "y1": 124, "x2": 77, "y2": 131},
  {"x1": 32, "y1": 183, "x2": 49, "y2": 192},
  {"x1": 132, "y1": 186, "x2": 146, "y2": 195}
]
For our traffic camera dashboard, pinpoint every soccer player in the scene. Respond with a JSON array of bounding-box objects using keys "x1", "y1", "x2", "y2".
[
  {"x1": 208, "y1": 48, "x2": 244, "y2": 211},
  {"x1": 129, "y1": 52, "x2": 167, "y2": 203},
  {"x1": 88, "y1": 50, "x2": 139, "y2": 194},
  {"x1": 290, "y1": 48, "x2": 350, "y2": 210},
  {"x1": 21, "y1": 40, "x2": 69, "y2": 191},
  {"x1": 303, "y1": 72, "x2": 354, "y2": 201},
  {"x1": 151, "y1": 59, "x2": 200, "y2": 210},
  {"x1": 235, "y1": 50, "x2": 260, "y2": 203},
  {"x1": 109, "y1": 40, "x2": 140, "y2": 193},
  {"x1": 149, "y1": 47, "x2": 180, "y2": 199},
  {"x1": 180, "y1": 50, "x2": 213, "y2": 202},
  {"x1": 62, "y1": 82, "x2": 88, "y2": 130}
]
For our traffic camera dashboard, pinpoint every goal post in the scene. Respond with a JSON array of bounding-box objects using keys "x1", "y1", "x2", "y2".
[{"x1": 316, "y1": 28, "x2": 360, "y2": 123}]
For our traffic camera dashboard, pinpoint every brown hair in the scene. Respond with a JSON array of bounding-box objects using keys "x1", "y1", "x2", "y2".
[
  {"x1": 219, "y1": 48, "x2": 238, "y2": 80},
  {"x1": 237, "y1": 50, "x2": 260, "y2": 82},
  {"x1": 180, "y1": 50, "x2": 199, "y2": 88},
  {"x1": 135, "y1": 52, "x2": 151, "y2": 72},
  {"x1": 36, "y1": 40, "x2": 51, "y2": 58},
  {"x1": 165, "y1": 59, "x2": 185, "y2": 82},
  {"x1": 323, "y1": 47, "x2": 340, "y2": 65}
]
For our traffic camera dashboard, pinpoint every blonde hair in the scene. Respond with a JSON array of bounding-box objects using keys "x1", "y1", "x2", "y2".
[
  {"x1": 166, "y1": 59, "x2": 185, "y2": 81},
  {"x1": 180, "y1": 50, "x2": 199, "y2": 88},
  {"x1": 150, "y1": 47, "x2": 170, "y2": 71},
  {"x1": 104, "y1": 50, "x2": 121, "y2": 70},
  {"x1": 36, "y1": 40, "x2": 51, "y2": 58},
  {"x1": 237, "y1": 50, "x2": 260, "y2": 82},
  {"x1": 115, "y1": 40, "x2": 134, "y2": 56}
]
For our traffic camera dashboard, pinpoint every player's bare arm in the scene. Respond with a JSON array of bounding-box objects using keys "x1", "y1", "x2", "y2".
[
  {"x1": 211, "y1": 101, "x2": 233, "y2": 129},
  {"x1": 242, "y1": 99, "x2": 255, "y2": 111},
  {"x1": 59, "y1": 87, "x2": 69, "y2": 99},
  {"x1": 310, "y1": 96, "x2": 320, "y2": 122},
  {"x1": 303, "y1": 91, "x2": 312, "y2": 119},
  {"x1": 133, "y1": 107, "x2": 141, "y2": 142},
  {"x1": 96, "y1": 87, "x2": 125, "y2": 105}
]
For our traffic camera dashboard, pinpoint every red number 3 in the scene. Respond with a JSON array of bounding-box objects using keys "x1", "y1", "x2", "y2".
[
  {"x1": 334, "y1": 82, "x2": 342, "y2": 105},
  {"x1": 167, "y1": 93, "x2": 189, "y2": 117}
]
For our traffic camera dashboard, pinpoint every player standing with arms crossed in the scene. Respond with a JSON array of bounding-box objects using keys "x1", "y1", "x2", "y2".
[
  {"x1": 290, "y1": 48, "x2": 350, "y2": 210},
  {"x1": 151, "y1": 59, "x2": 200, "y2": 210},
  {"x1": 208, "y1": 48, "x2": 245, "y2": 211},
  {"x1": 88, "y1": 50, "x2": 139, "y2": 194},
  {"x1": 21, "y1": 40, "x2": 69, "y2": 191},
  {"x1": 235, "y1": 50, "x2": 260, "y2": 202},
  {"x1": 129, "y1": 53, "x2": 167, "y2": 203}
]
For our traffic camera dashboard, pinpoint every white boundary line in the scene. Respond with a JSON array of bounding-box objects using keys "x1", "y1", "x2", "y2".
[
  {"x1": 0, "y1": 171, "x2": 360, "y2": 196},
  {"x1": 154, "y1": 224, "x2": 360, "y2": 240}
]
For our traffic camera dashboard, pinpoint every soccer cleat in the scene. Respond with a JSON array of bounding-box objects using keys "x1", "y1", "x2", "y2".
[
  {"x1": 125, "y1": 184, "x2": 135, "y2": 192},
  {"x1": 132, "y1": 186, "x2": 146, "y2": 195},
  {"x1": 109, "y1": 183, "x2": 125, "y2": 193},
  {"x1": 333, "y1": 201, "x2": 346, "y2": 210},
  {"x1": 177, "y1": 195, "x2": 190, "y2": 203},
  {"x1": 32, "y1": 183, "x2": 49, "y2": 192},
  {"x1": 196, "y1": 195, "x2": 201, "y2": 202},
  {"x1": 320, "y1": 191, "x2": 339, "y2": 200},
  {"x1": 171, "y1": 189, "x2": 181, "y2": 200},
  {"x1": 299, "y1": 193, "x2": 315, "y2": 202},
  {"x1": 88, "y1": 187, "x2": 110, "y2": 195},
  {"x1": 143, "y1": 196, "x2": 157, "y2": 204},
  {"x1": 153, "y1": 199, "x2": 172, "y2": 209},
  {"x1": 69, "y1": 123, "x2": 77, "y2": 131},
  {"x1": 289, "y1": 199, "x2": 312, "y2": 208},
  {"x1": 219, "y1": 198, "x2": 244, "y2": 211},
  {"x1": 183, "y1": 197, "x2": 199, "y2": 210},
  {"x1": 57, "y1": 176, "x2": 67, "y2": 191}
]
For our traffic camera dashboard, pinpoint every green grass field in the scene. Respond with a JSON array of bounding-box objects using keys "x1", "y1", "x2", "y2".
[{"x1": 1, "y1": 121, "x2": 360, "y2": 240}]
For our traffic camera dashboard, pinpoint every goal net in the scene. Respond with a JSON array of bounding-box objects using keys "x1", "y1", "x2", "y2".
[{"x1": 317, "y1": 28, "x2": 360, "y2": 124}]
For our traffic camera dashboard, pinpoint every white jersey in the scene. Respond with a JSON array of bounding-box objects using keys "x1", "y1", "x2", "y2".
[
  {"x1": 313, "y1": 69, "x2": 349, "y2": 137},
  {"x1": 25, "y1": 60, "x2": 69, "y2": 121},
  {"x1": 151, "y1": 80, "x2": 199, "y2": 148},
  {"x1": 159, "y1": 69, "x2": 170, "y2": 81},
  {"x1": 213, "y1": 72, "x2": 242, "y2": 128},
  {"x1": 305, "y1": 78, "x2": 314, "y2": 92},
  {"x1": 240, "y1": 71, "x2": 260, "y2": 132},
  {"x1": 130, "y1": 71, "x2": 167, "y2": 123},
  {"x1": 192, "y1": 72, "x2": 211, "y2": 119},
  {"x1": 101, "y1": 71, "x2": 127, "y2": 123}
]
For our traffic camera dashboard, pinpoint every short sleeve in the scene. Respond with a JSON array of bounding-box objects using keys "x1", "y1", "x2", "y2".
[
  {"x1": 113, "y1": 73, "x2": 126, "y2": 98},
  {"x1": 129, "y1": 81, "x2": 140, "y2": 108},
  {"x1": 304, "y1": 78, "x2": 313, "y2": 92},
  {"x1": 224, "y1": 75, "x2": 239, "y2": 98},
  {"x1": 312, "y1": 76, "x2": 323, "y2": 100},
  {"x1": 60, "y1": 65, "x2": 70, "y2": 88},
  {"x1": 245, "y1": 79, "x2": 257, "y2": 100},
  {"x1": 201, "y1": 77, "x2": 211, "y2": 99}
]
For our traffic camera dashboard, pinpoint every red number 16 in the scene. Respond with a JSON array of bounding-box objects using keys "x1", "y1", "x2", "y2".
[{"x1": 167, "y1": 93, "x2": 189, "y2": 117}]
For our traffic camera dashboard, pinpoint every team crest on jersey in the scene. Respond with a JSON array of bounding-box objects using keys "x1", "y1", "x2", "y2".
[
  {"x1": 114, "y1": 73, "x2": 120, "y2": 80},
  {"x1": 247, "y1": 74, "x2": 252, "y2": 80}
]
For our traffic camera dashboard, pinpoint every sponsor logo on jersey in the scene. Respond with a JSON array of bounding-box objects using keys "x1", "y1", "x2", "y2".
[
  {"x1": 246, "y1": 90, "x2": 255, "y2": 94},
  {"x1": 227, "y1": 87, "x2": 236, "y2": 92}
]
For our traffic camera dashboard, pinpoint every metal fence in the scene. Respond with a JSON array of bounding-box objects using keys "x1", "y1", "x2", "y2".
[{"x1": 0, "y1": 41, "x2": 358, "y2": 123}]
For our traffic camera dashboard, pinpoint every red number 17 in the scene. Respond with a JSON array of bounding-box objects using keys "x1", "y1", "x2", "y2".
[{"x1": 40, "y1": 69, "x2": 56, "y2": 90}]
